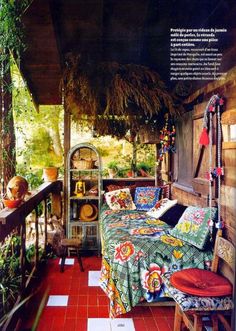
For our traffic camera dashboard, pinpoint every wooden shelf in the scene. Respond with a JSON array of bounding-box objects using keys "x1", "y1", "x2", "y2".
[
  {"x1": 69, "y1": 220, "x2": 98, "y2": 224},
  {"x1": 70, "y1": 168, "x2": 99, "y2": 172},
  {"x1": 102, "y1": 177, "x2": 155, "y2": 182},
  {"x1": 70, "y1": 195, "x2": 99, "y2": 200}
]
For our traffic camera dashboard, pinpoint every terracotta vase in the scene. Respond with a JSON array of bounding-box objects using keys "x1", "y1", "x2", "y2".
[
  {"x1": 127, "y1": 170, "x2": 134, "y2": 178},
  {"x1": 139, "y1": 169, "x2": 149, "y2": 177},
  {"x1": 43, "y1": 167, "x2": 58, "y2": 182}
]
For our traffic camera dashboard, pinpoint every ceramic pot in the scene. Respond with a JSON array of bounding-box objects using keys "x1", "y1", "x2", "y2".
[{"x1": 43, "y1": 167, "x2": 58, "y2": 182}]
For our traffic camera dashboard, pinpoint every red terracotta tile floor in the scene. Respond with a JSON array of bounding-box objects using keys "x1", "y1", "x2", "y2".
[{"x1": 20, "y1": 255, "x2": 174, "y2": 331}]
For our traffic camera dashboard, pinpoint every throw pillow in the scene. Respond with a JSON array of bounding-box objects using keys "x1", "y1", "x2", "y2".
[
  {"x1": 146, "y1": 198, "x2": 178, "y2": 219},
  {"x1": 134, "y1": 186, "x2": 161, "y2": 211},
  {"x1": 107, "y1": 184, "x2": 137, "y2": 198},
  {"x1": 159, "y1": 204, "x2": 187, "y2": 227},
  {"x1": 105, "y1": 188, "x2": 136, "y2": 211},
  {"x1": 170, "y1": 206, "x2": 217, "y2": 250}
]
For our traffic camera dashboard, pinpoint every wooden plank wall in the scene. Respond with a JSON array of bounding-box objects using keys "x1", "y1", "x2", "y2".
[{"x1": 171, "y1": 67, "x2": 236, "y2": 243}]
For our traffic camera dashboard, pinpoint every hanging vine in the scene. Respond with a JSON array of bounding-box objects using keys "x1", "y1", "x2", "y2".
[{"x1": 0, "y1": 0, "x2": 32, "y2": 64}]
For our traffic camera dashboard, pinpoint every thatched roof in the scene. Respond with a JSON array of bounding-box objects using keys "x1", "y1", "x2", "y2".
[{"x1": 62, "y1": 53, "x2": 179, "y2": 138}]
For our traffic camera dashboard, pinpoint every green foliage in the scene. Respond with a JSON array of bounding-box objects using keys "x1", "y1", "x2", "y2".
[
  {"x1": 137, "y1": 161, "x2": 151, "y2": 172},
  {"x1": 0, "y1": 0, "x2": 31, "y2": 64},
  {"x1": 0, "y1": 234, "x2": 44, "y2": 317},
  {"x1": 16, "y1": 165, "x2": 43, "y2": 190},
  {"x1": 10, "y1": 64, "x2": 64, "y2": 178},
  {"x1": 94, "y1": 146, "x2": 109, "y2": 157},
  {"x1": 23, "y1": 128, "x2": 58, "y2": 167},
  {"x1": 107, "y1": 160, "x2": 119, "y2": 170},
  {"x1": 0, "y1": 235, "x2": 21, "y2": 315}
]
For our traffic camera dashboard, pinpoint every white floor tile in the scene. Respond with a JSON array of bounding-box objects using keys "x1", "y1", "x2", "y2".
[
  {"x1": 87, "y1": 318, "x2": 135, "y2": 331},
  {"x1": 88, "y1": 318, "x2": 111, "y2": 331},
  {"x1": 111, "y1": 319, "x2": 135, "y2": 331},
  {"x1": 88, "y1": 270, "x2": 101, "y2": 286},
  {"x1": 47, "y1": 295, "x2": 69, "y2": 307},
  {"x1": 59, "y1": 258, "x2": 75, "y2": 265}
]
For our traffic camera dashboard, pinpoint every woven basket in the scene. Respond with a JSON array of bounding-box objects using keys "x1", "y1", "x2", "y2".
[{"x1": 72, "y1": 159, "x2": 94, "y2": 169}]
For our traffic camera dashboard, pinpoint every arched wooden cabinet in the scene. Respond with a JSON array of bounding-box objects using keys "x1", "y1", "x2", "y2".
[{"x1": 66, "y1": 143, "x2": 102, "y2": 253}]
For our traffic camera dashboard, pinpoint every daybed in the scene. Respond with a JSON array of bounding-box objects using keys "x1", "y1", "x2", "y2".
[{"x1": 99, "y1": 185, "x2": 215, "y2": 318}]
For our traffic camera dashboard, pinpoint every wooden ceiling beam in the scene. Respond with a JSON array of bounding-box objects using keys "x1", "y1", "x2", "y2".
[{"x1": 49, "y1": 0, "x2": 65, "y2": 71}]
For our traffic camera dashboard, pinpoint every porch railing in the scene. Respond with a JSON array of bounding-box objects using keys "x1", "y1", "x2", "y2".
[{"x1": 0, "y1": 180, "x2": 62, "y2": 330}]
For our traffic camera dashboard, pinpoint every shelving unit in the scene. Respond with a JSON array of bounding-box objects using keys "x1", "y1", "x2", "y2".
[{"x1": 66, "y1": 143, "x2": 102, "y2": 253}]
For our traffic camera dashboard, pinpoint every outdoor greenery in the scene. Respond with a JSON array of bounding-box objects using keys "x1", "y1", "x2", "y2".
[
  {"x1": 10, "y1": 61, "x2": 156, "y2": 189},
  {"x1": 0, "y1": 0, "x2": 32, "y2": 64},
  {"x1": 0, "y1": 234, "x2": 43, "y2": 317},
  {"x1": 100, "y1": 143, "x2": 155, "y2": 178},
  {"x1": 10, "y1": 64, "x2": 64, "y2": 188}
]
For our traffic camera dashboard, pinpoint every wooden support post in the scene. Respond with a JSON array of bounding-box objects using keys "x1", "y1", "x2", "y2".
[
  {"x1": 43, "y1": 198, "x2": 48, "y2": 252},
  {"x1": 35, "y1": 208, "x2": 39, "y2": 269},
  {"x1": 160, "y1": 152, "x2": 170, "y2": 183},
  {"x1": 63, "y1": 109, "x2": 71, "y2": 229},
  {"x1": 20, "y1": 221, "x2": 26, "y2": 291},
  {"x1": 51, "y1": 190, "x2": 62, "y2": 218}
]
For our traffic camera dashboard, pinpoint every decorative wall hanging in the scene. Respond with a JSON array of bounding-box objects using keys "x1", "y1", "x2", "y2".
[{"x1": 199, "y1": 94, "x2": 224, "y2": 233}]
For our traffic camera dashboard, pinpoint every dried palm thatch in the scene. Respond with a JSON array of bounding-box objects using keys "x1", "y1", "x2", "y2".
[{"x1": 62, "y1": 53, "x2": 180, "y2": 138}]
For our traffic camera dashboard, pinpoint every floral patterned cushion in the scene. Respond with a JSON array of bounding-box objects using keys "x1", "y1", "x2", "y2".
[
  {"x1": 105, "y1": 188, "x2": 136, "y2": 211},
  {"x1": 162, "y1": 272, "x2": 233, "y2": 312},
  {"x1": 107, "y1": 184, "x2": 137, "y2": 198},
  {"x1": 146, "y1": 198, "x2": 178, "y2": 219},
  {"x1": 134, "y1": 187, "x2": 162, "y2": 211},
  {"x1": 170, "y1": 206, "x2": 217, "y2": 250}
]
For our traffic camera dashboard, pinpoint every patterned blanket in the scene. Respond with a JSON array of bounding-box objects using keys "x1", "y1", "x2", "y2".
[{"x1": 99, "y1": 205, "x2": 213, "y2": 318}]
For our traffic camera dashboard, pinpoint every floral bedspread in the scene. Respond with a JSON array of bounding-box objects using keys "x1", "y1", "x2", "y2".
[{"x1": 99, "y1": 205, "x2": 213, "y2": 318}]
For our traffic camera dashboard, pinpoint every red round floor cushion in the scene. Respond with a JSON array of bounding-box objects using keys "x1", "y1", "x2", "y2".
[{"x1": 170, "y1": 268, "x2": 232, "y2": 296}]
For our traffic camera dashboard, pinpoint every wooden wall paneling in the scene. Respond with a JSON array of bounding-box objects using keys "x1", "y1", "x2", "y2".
[
  {"x1": 175, "y1": 111, "x2": 193, "y2": 188},
  {"x1": 171, "y1": 186, "x2": 209, "y2": 207},
  {"x1": 222, "y1": 109, "x2": 236, "y2": 125},
  {"x1": 222, "y1": 148, "x2": 236, "y2": 187},
  {"x1": 160, "y1": 152, "x2": 170, "y2": 182},
  {"x1": 173, "y1": 69, "x2": 236, "y2": 243},
  {"x1": 221, "y1": 185, "x2": 236, "y2": 232},
  {"x1": 192, "y1": 102, "x2": 216, "y2": 197},
  {"x1": 183, "y1": 66, "x2": 236, "y2": 105}
]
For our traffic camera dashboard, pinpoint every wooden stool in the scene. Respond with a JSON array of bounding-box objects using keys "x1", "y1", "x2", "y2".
[{"x1": 60, "y1": 238, "x2": 84, "y2": 272}]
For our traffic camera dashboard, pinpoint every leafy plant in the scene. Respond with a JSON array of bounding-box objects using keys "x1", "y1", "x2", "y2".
[
  {"x1": 107, "y1": 161, "x2": 119, "y2": 171},
  {"x1": 137, "y1": 162, "x2": 151, "y2": 172},
  {"x1": 0, "y1": 290, "x2": 35, "y2": 329},
  {"x1": 0, "y1": 234, "x2": 44, "y2": 317},
  {"x1": 0, "y1": 235, "x2": 22, "y2": 315},
  {"x1": 16, "y1": 166, "x2": 44, "y2": 190}
]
